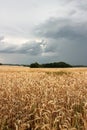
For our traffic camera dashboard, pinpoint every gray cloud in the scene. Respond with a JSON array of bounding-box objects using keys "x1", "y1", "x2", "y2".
[
  {"x1": 0, "y1": 36, "x2": 4, "y2": 41},
  {"x1": 0, "y1": 0, "x2": 87, "y2": 65},
  {"x1": 0, "y1": 40, "x2": 46, "y2": 55},
  {"x1": 35, "y1": 17, "x2": 87, "y2": 40},
  {"x1": 34, "y1": 10, "x2": 87, "y2": 65},
  {"x1": 17, "y1": 41, "x2": 43, "y2": 55}
]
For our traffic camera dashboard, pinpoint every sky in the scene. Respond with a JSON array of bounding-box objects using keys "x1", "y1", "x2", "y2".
[{"x1": 0, "y1": 0, "x2": 87, "y2": 65}]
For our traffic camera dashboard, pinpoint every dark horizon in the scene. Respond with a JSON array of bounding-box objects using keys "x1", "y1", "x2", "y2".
[{"x1": 1, "y1": 61, "x2": 87, "y2": 67}]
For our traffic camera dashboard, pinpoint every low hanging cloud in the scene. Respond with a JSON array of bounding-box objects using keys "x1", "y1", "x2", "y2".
[
  {"x1": 0, "y1": 37, "x2": 59, "y2": 57},
  {"x1": 0, "y1": 38, "x2": 47, "y2": 56},
  {"x1": 17, "y1": 41, "x2": 43, "y2": 55}
]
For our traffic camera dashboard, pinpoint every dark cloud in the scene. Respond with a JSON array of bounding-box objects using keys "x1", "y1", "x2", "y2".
[
  {"x1": 0, "y1": 40, "x2": 46, "y2": 55},
  {"x1": 0, "y1": 44, "x2": 17, "y2": 53},
  {"x1": 0, "y1": 36, "x2": 4, "y2": 41},
  {"x1": 35, "y1": 17, "x2": 87, "y2": 40},
  {"x1": 17, "y1": 41, "x2": 43, "y2": 55},
  {"x1": 0, "y1": 0, "x2": 87, "y2": 65},
  {"x1": 34, "y1": 14, "x2": 87, "y2": 65},
  {"x1": 1, "y1": 12, "x2": 87, "y2": 65}
]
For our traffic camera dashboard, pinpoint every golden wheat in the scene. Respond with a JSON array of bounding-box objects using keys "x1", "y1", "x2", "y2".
[{"x1": 0, "y1": 66, "x2": 87, "y2": 130}]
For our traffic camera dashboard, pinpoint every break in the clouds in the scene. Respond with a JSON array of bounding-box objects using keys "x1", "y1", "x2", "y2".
[{"x1": 0, "y1": 0, "x2": 87, "y2": 65}]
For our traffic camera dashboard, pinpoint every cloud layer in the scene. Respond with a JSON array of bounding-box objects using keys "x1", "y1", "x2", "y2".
[{"x1": 0, "y1": 0, "x2": 87, "y2": 65}]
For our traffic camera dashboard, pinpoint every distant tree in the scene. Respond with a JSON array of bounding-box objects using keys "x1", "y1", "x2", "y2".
[
  {"x1": 30, "y1": 62, "x2": 40, "y2": 68},
  {"x1": 0, "y1": 63, "x2": 2, "y2": 65},
  {"x1": 30, "y1": 61, "x2": 72, "y2": 68},
  {"x1": 42, "y1": 62, "x2": 72, "y2": 68}
]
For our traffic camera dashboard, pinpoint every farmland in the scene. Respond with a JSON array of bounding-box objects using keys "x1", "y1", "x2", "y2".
[{"x1": 0, "y1": 66, "x2": 87, "y2": 130}]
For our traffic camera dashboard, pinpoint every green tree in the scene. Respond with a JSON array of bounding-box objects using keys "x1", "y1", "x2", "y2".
[{"x1": 30, "y1": 62, "x2": 40, "y2": 68}]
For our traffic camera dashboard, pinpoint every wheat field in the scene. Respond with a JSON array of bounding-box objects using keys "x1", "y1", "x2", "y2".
[{"x1": 0, "y1": 66, "x2": 87, "y2": 130}]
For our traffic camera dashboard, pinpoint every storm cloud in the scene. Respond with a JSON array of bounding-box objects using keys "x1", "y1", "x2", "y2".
[
  {"x1": 35, "y1": 17, "x2": 87, "y2": 40},
  {"x1": 0, "y1": 39, "x2": 46, "y2": 55},
  {"x1": 34, "y1": 11, "x2": 87, "y2": 65},
  {"x1": 0, "y1": 0, "x2": 87, "y2": 65}
]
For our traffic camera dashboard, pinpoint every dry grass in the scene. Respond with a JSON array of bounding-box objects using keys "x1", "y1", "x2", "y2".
[{"x1": 0, "y1": 66, "x2": 87, "y2": 130}]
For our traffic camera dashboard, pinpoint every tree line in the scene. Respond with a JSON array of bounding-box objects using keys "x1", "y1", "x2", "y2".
[
  {"x1": 1, "y1": 62, "x2": 86, "y2": 68},
  {"x1": 30, "y1": 62, "x2": 72, "y2": 68}
]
